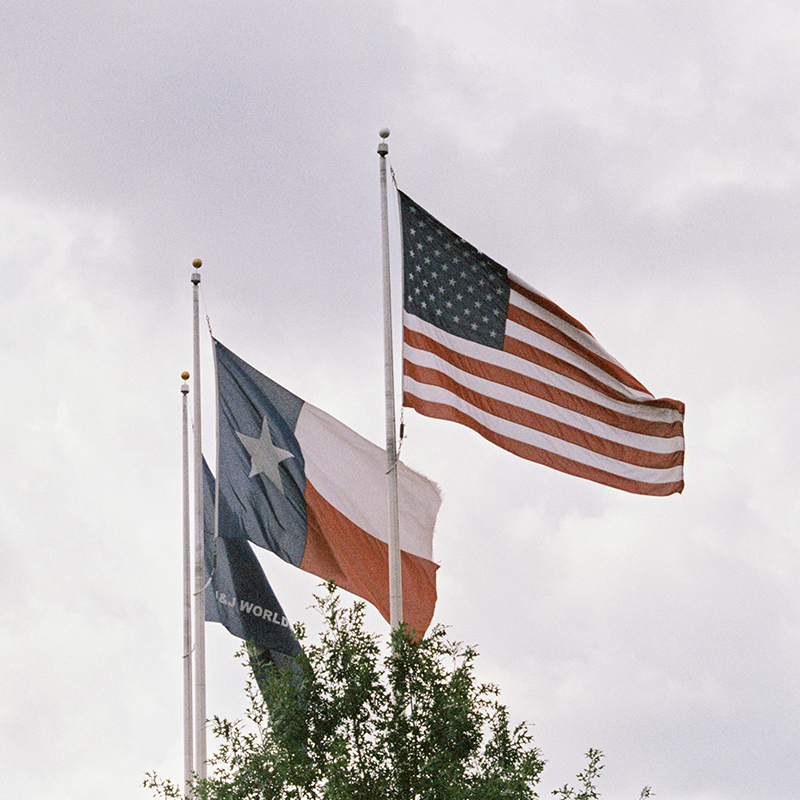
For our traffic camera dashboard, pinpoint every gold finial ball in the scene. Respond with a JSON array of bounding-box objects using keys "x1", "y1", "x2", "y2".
[
  {"x1": 181, "y1": 371, "x2": 190, "y2": 381},
  {"x1": 192, "y1": 258, "x2": 202, "y2": 269}
]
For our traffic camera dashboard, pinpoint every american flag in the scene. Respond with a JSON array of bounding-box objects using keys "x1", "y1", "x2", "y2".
[{"x1": 399, "y1": 191, "x2": 685, "y2": 496}]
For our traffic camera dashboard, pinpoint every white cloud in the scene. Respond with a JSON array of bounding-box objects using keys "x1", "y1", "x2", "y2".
[{"x1": 2, "y1": 3, "x2": 800, "y2": 798}]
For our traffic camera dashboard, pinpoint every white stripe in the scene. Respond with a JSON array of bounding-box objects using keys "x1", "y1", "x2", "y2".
[
  {"x1": 403, "y1": 351, "x2": 683, "y2": 453},
  {"x1": 507, "y1": 292, "x2": 653, "y2": 404},
  {"x1": 509, "y1": 275, "x2": 630, "y2": 372},
  {"x1": 405, "y1": 379, "x2": 683, "y2": 485},
  {"x1": 404, "y1": 314, "x2": 683, "y2": 425},
  {"x1": 294, "y1": 401, "x2": 440, "y2": 560}
]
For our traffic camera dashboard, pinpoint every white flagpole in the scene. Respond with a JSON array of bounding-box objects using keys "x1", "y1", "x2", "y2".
[
  {"x1": 191, "y1": 259, "x2": 207, "y2": 781},
  {"x1": 181, "y1": 371, "x2": 194, "y2": 794},
  {"x1": 378, "y1": 129, "x2": 403, "y2": 629}
]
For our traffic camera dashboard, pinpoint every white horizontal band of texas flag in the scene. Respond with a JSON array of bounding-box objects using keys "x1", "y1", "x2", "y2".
[
  {"x1": 398, "y1": 191, "x2": 685, "y2": 497},
  {"x1": 214, "y1": 339, "x2": 442, "y2": 635}
]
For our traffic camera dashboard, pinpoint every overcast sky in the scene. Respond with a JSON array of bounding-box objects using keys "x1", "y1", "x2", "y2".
[{"x1": 2, "y1": 2, "x2": 799, "y2": 798}]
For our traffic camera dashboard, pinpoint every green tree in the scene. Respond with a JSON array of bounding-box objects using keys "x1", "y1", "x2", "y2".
[
  {"x1": 551, "y1": 748, "x2": 651, "y2": 800},
  {"x1": 146, "y1": 585, "x2": 647, "y2": 800}
]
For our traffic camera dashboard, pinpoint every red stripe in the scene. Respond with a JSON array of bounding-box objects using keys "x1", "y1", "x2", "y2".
[
  {"x1": 511, "y1": 277, "x2": 595, "y2": 337},
  {"x1": 405, "y1": 360, "x2": 683, "y2": 469},
  {"x1": 503, "y1": 328, "x2": 655, "y2": 405},
  {"x1": 507, "y1": 302, "x2": 650, "y2": 394},
  {"x1": 404, "y1": 327, "x2": 685, "y2": 434},
  {"x1": 403, "y1": 392, "x2": 684, "y2": 496},
  {"x1": 506, "y1": 283, "x2": 684, "y2": 412},
  {"x1": 300, "y1": 480, "x2": 438, "y2": 636}
]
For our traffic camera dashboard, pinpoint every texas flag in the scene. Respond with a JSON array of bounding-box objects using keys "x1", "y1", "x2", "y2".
[{"x1": 214, "y1": 340, "x2": 442, "y2": 635}]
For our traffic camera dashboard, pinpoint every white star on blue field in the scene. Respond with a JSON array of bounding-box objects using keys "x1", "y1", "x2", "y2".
[{"x1": 236, "y1": 417, "x2": 295, "y2": 491}]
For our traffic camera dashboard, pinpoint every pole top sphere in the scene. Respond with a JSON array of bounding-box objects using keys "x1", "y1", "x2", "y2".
[
  {"x1": 377, "y1": 128, "x2": 390, "y2": 156},
  {"x1": 192, "y1": 258, "x2": 202, "y2": 269},
  {"x1": 181, "y1": 371, "x2": 190, "y2": 381}
]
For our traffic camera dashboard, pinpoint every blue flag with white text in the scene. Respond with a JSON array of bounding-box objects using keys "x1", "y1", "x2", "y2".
[{"x1": 203, "y1": 459, "x2": 300, "y2": 660}]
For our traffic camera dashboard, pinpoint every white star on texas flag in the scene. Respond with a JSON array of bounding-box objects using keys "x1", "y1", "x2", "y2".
[{"x1": 236, "y1": 416, "x2": 294, "y2": 492}]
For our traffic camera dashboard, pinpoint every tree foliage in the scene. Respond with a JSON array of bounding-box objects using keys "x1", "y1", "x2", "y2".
[
  {"x1": 551, "y1": 748, "x2": 651, "y2": 800},
  {"x1": 146, "y1": 585, "x2": 648, "y2": 800}
]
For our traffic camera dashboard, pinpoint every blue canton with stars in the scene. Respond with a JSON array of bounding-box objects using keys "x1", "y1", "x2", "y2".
[{"x1": 399, "y1": 191, "x2": 510, "y2": 350}]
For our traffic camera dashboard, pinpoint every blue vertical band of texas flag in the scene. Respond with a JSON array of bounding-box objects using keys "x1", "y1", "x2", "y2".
[
  {"x1": 213, "y1": 339, "x2": 441, "y2": 635},
  {"x1": 215, "y1": 339, "x2": 308, "y2": 563},
  {"x1": 203, "y1": 458, "x2": 300, "y2": 658}
]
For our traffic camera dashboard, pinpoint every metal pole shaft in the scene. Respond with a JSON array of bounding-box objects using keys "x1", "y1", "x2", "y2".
[
  {"x1": 191, "y1": 260, "x2": 207, "y2": 781},
  {"x1": 181, "y1": 373, "x2": 194, "y2": 794},
  {"x1": 378, "y1": 129, "x2": 403, "y2": 629}
]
